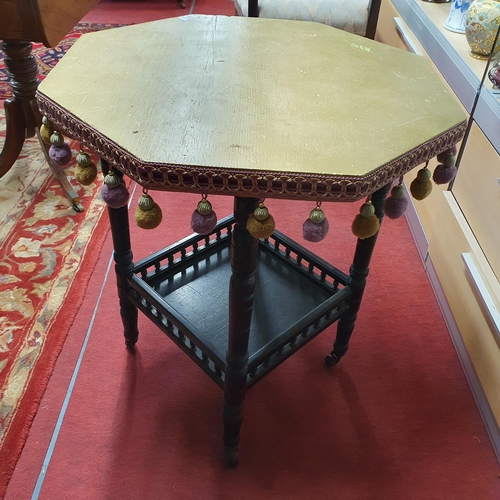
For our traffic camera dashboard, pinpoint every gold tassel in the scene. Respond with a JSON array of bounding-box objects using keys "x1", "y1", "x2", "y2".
[
  {"x1": 246, "y1": 202, "x2": 275, "y2": 239},
  {"x1": 74, "y1": 149, "x2": 98, "y2": 186},
  {"x1": 351, "y1": 200, "x2": 380, "y2": 239},
  {"x1": 135, "y1": 191, "x2": 163, "y2": 230},
  {"x1": 410, "y1": 165, "x2": 432, "y2": 200}
]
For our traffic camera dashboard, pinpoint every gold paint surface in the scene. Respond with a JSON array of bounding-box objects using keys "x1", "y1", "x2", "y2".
[{"x1": 38, "y1": 15, "x2": 465, "y2": 177}]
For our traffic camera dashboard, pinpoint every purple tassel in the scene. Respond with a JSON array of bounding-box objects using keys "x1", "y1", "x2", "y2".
[
  {"x1": 433, "y1": 164, "x2": 457, "y2": 185},
  {"x1": 303, "y1": 218, "x2": 329, "y2": 242},
  {"x1": 191, "y1": 197, "x2": 217, "y2": 234},
  {"x1": 49, "y1": 143, "x2": 72, "y2": 166},
  {"x1": 384, "y1": 196, "x2": 408, "y2": 219},
  {"x1": 191, "y1": 210, "x2": 217, "y2": 234},
  {"x1": 384, "y1": 184, "x2": 408, "y2": 219},
  {"x1": 101, "y1": 183, "x2": 130, "y2": 208}
]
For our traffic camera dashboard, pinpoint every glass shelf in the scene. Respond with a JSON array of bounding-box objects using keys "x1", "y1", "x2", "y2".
[{"x1": 392, "y1": 0, "x2": 500, "y2": 154}]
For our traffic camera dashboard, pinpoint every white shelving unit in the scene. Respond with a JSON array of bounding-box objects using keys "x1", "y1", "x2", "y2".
[{"x1": 377, "y1": 0, "x2": 500, "y2": 462}]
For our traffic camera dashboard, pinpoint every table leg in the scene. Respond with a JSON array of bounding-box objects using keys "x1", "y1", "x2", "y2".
[
  {"x1": 0, "y1": 40, "x2": 83, "y2": 211},
  {"x1": 223, "y1": 196, "x2": 259, "y2": 466},
  {"x1": 102, "y1": 159, "x2": 139, "y2": 349},
  {"x1": 325, "y1": 182, "x2": 392, "y2": 366}
]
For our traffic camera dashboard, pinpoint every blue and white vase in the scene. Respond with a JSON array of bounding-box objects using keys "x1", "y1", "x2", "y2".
[{"x1": 444, "y1": 0, "x2": 473, "y2": 33}]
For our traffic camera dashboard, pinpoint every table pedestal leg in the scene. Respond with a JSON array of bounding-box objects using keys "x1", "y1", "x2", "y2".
[
  {"x1": 0, "y1": 40, "x2": 83, "y2": 211},
  {"x1": 223, "y1": 196, "x2": 259, "y2": 466},
  {"x1": 102, "y1": 160, "x2": 139, "y2": 349},
  {"x1": 325, "y1": 182, "x2": 392, "y2": 366}
]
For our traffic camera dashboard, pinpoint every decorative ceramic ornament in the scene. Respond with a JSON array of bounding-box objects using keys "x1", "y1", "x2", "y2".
[
  {"x1": 488, "y1": 61, "x2": 500, "y2": 87},
  {"x1": 444, "y1": 0, "x2": 473, "y2": 33},
  {"x1": 464, "y1": 0, "x2": 500, "y2": 59}
]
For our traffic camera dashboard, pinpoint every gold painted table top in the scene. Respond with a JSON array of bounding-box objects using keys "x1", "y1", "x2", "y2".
[{"x1": 37, "y1": 15, "x2": 467, "y2": 200}]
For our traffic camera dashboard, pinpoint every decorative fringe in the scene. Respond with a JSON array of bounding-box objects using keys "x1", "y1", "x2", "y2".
[
  {"x1": 352, "y1": 200, "x2": 380, "y2": 239},
  {"x1": 48, "y1": 131, "x2": 72, "y2": 166},
  {"x1": 191, "y1": 197, "x2": 217, "y2": 234},
  {"x1": 40, "y1": 116, "x2": 54, "y2": 145},
  {"x1": 433, "y1": 147, "x2": 458, "y2": 185},
  {"x1": 74, "y1": 149, "x2": 98, "y2": 186},
  {"x1": 303, "y1": 204, "x2": 329, "y2": 242},
  {"x1": 101, "y1": 170, "x2": 129, "y2": 208},
  {"x1": 410, "y1": 165, "x2": 432, "y2": 200},
  {"x1": 246, "y1": 202, "x2": 275, "y2": 239},
  {"x1": 135, "y1": 192, "x2": 163, "y2": 229},
  {"x1": 384, "y1": 182, "x2": 408, "y2": 219}
]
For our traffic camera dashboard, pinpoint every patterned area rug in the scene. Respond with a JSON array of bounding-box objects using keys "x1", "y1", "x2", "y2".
[
  {"x1": 0, "y1": 23, "x2": 121, "y2": 99},
  {"x1": 0, "y1": 114, "x2": 108, "y2": 489}
]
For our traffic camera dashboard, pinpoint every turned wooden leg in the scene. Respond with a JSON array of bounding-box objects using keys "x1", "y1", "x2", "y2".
[
  {"x1": 0, "y1": 40, "x2": 82, "y2": 210},
  {"x1": 325, "y1": 182, "x2": 392, "y2": 367},
  {"x1": 101, "y1": 159, "x2": 139, "y2": 349},
  {"x1": 0, "y1": 40, "x2": 38, "y2": 177},
  {"x1": 223, "y1": 196, "x2": 259, "y2": 466},
  {"x1": 0, "y1": 98, "x2": 25, "y2": 177}
]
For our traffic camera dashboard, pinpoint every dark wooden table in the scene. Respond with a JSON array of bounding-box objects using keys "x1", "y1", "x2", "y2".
[
  {"x1": 37, "y1": 15, "x2": 466, "y2": 464},
  {"x1": 0, "y1": 0, "x2": 100, "y2": 210}
]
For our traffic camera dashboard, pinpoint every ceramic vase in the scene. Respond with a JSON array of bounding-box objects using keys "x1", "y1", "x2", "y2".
[
  {"x1": 488, "y1": 61, "x2": 500, "y2": 87},
  {"x1": 464, "y1": 0, "x2": 500, "y2": 59},
  {"x1": 444, "y1": 0, "x2": 473, "y2": 33}
]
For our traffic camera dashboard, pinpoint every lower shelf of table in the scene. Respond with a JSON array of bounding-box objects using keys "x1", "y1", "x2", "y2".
[{"x1": 127, "y1": 216, "x2": 352, "y2": 389}]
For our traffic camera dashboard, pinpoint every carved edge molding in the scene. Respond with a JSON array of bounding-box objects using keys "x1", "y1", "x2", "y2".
[{"x1": 37, "y1": 93, "x2": 467, "y2": 202}]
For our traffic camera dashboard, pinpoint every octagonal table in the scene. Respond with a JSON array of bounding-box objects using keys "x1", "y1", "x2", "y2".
[{"x1": 36, "y1": 15, "x2": 466, "y2": 465}]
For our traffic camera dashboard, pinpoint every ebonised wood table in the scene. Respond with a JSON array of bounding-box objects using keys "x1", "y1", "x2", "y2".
[{"x1": 36, "y1": 15, "x2": 467, "y2": 465}]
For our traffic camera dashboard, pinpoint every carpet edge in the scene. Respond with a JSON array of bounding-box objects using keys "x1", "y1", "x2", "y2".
[{"x1": 0, "y1": 206, "x2": 110, "y2": 498}]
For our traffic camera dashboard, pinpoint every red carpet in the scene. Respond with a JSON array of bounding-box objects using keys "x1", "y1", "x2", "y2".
[
  {"x1": 3, "y1": 0, "x2": 500, "y2": 498},
  {"x1": 0, "y1": 112, "x2": 109, "y2": 498},
  {"x1": 5, "y1": 187, "x2": 500, "y2": 499}
]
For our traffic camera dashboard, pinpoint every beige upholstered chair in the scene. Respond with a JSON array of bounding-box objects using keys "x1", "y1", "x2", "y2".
[{"x1": 234, "y1": 0, "x2": 382, "y2": 39}]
